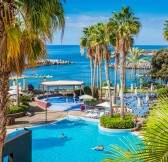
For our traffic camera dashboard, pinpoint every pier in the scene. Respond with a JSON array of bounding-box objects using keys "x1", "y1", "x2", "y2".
[
  {"x1": 26, "y1": 59, "x2": 75, "y2": 68},
  {"x1": 109, "y1": 63, "x2": 151, "y2": 69}
]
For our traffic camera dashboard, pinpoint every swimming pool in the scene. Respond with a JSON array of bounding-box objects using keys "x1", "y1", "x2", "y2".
[
  {"x1": 41, "y1": 96, "x2": 83, "y2": 111},
  {"x1": 44, "y1": 96, "x2": 80, "y2": 103},
  {"x1": 7, "y1": 117, "x2": 141, "y2": 162}
]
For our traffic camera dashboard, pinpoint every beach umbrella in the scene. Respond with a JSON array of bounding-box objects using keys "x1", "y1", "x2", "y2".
[
  {"x1": 79, "y1": 94, "x2": 93, "y2": 110},
  {"x1": 146, "y1": 94, "x2": 149, "y2": 102},
  {"x1": 8, "y1": 90, "x2": 23, "y2": 95},
  {"x1": 137, "y1": 98, "x2": 141, "y2": 107},
  {"x1": 9, "y1": 86, "x2": 21, "y2": 90},
  {"x1": 102, "y1": 86, "x2": 114, "y2": 90},
  {"x1": 134, "y1": 87, "x2": 138, "y2": 95},
  {"x1": 96, "y1": 101, "x2": 116, "y2": 108},
  {"x1": 79, "y1": 94, "x2": 93, "y2": 100},
  {"x1": 131, "y1": 84, "x2": 134, "y2": 91},
  {"x1": 96, "y1": 102, "x2": 110, "y2": 108},
  {"x1": 151, "y1": 83, "x2": 154, "y2": 91}
]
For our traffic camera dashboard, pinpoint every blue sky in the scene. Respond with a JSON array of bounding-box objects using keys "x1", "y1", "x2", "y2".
[{"x1": 52, "y1": 0, "x2": 168, "y2": 45}]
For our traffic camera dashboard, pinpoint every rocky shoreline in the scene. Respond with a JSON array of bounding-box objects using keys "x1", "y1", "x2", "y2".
[
  {"x1": 27, "y1": 59, "x2": 75, "y2": 68},
  {"x1": 109, "y1": 63, "x2": 151, "y2": 69}
]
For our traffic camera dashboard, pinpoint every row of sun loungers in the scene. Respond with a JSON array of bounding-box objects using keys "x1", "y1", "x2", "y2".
[{"x1": 83, "y1": 110, "x2": 105, "y2": 119}]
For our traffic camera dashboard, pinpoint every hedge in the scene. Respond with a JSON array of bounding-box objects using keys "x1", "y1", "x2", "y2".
[
  {"x1": 83, "y1": 99, "x2": 98, "y2": 106},
  {"x1": 20, "y1": 95, "x2": 32, "y2": 104},
  {"x1": 8, "y1": 104, "x2": 29, "y2": 114},
  {"x1": 100, "y1": 114, "x2": 134, "y2": 129}
]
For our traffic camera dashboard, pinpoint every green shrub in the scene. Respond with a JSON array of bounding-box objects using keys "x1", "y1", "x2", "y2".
[
  {"x1": 83, "y1": 99, "x2": 98, "y2": 106},
  {"x1": 20, "y1": 95, "x2": 32, "y2": 104},
  {"x1": 84, "y1": 86, "x2": 99, "y2": 98},
  {"x1": 8, "y1": 104, "x2": 29, "y2": 114},
  {"x1": 100, "y1": 115, "x2": 134, "y2": 129},
  {"x1": 102, "y1": 82, "x2": 112, "y2": 87},
  {"x1": 124, "y1": 88, "x2": 129, "y2": 93},
  {"x1": 157, "y1": 87, "x2": 168, "y2": 96},
  {"x1": 74, "y1": 89, "x2": 84, "y2": 96}
]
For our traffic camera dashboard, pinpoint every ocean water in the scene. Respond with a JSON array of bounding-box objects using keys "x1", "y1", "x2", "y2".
[{"x1": 15, "y1": 45, "x2": 168, "y2": 89}]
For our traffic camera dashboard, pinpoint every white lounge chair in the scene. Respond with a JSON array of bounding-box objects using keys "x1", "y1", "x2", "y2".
[
  {"x1": 83, "y1": 112, "x2": 93, "y2": 118},
  {"x1": 90, "y1": 112, "x2": 99, "y2": 119},
  {"x1": 99, "y1": 111, "x2": 105, "y2": 118}
]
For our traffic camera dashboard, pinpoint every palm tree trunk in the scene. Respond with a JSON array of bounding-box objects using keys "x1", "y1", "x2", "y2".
[
  {"x1": 134, "y1": 67, "x2": 137, "y2": 87},
  {"x1": 120, "y1": 39, "x2": 125, "y2": 120},
  {"x1": 90, "y1": 59, "x2": 94, "y2": 97},
  {"x1": 113, "y1": 52, "x2": 119, "y2": 104},
  {"x1": 92, "y1": 57, "x2": 97, "y2": 97},
  {"x1": 16, "y1": 77, "x2": 19, "y2": 106},
  {"x1": 104, "y1": 60, "x2": 113, "y2": 118},
  {"x1": 123, "y1": 53, "x2": 126, "y2": 89},
  {"x1": 99, "y1": 61, "x2": 102, "y2": 101},
  {"x1": 0, "y1": 70, "x2": 10, "y2": 162},
  {"x1": 97, "y1": 65, "x2": 99, "y2": 88}
]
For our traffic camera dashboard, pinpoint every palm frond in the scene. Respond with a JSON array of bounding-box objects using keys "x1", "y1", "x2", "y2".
[{"x1": 102, "y1": 95, "x2": 168, "y2": 162}]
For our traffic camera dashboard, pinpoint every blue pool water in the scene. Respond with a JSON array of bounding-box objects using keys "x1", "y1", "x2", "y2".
[
  {"x1": 6, "y1": 117, "x2": 141, "y2": 162},
  {"x1": 44, "y1": 96, "x2": 80, "y2": 103}
]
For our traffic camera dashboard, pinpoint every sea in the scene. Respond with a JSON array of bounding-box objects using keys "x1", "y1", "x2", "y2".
[{"x1": 13, "y1": 45, "x2": 168, "y2": 89}]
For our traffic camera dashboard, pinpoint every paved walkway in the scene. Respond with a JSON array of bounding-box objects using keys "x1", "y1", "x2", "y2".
[
  {"x1": 6, "y1": 102, "x2": 144, "y2": 136},
  {"x1": 7, "y1": 102, "x2": 84, "y2": 130}
]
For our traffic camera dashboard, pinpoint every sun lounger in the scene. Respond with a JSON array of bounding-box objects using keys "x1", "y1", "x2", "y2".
[
  {"x1": 90, "y1": 112, "x2": 99, "y2": 119},
  {"x1": 83, "y1": 112, "x2": 93, "y2": 118}
]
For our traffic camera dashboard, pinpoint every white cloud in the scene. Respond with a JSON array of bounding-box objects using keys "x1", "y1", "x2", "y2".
[
  {"x1": 51, "y1": 13, "x2": 168, "y2": 45},
  {"x1": 65, "y1": 14, "x2": 109, "y2": 29}
]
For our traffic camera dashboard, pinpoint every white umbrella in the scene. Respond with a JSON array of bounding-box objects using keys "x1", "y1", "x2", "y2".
[
  {"x1": 102, "y1": 86, "x2": 114, "y2": 90},
  {"x1": 8, "y1": 90, "x2": 23, "y2": 95},
  {"x1": 131, "y1": 84, "x2": 134, "y2": 91},
  {"x1": 137, "y1": 98, "x2": 141, "y2": 107},
  {"x1": 9, "y1": 86, "x2": 21, "y2": 90},
  {"x1": 146, "y1": 94, "x2": 149, "y2": 102},
  {"x1": 134, "y1": 87, "x2": 138, "y2": 95},
  {"x1": 96, "y1": 102, "x2": 110, "y2": 108},
  {"x1": 79, "y1": 94, "x2": 93, "y2": 111},
  {"x1": 151, "y1": 83, "x2": 154, "y2": 91},
  {"x1": 79, "y1": 94, "x2": 93, "y2": 100}
]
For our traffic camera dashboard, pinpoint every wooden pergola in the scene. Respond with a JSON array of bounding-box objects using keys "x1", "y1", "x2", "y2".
[{"x1": 39, "y1": 80, "x2": 85, "y2": 96}]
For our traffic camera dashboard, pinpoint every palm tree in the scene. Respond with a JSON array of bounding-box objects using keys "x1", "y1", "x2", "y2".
[
  {"x1": 93, "y1": 22, "x2": 113, "y2": 117},
  {"x1": 126, "y1": 48, "x2": 151, "y2": 87},
  {"x1": 80, "y1": 26, "x2": 96, "y2": 97},
  {"x1": 102, "y1": 95, "x2": 168, "y2": 162},
  {"x1": 163, "y1": 20, "x2": 168, "y2": 41},
  {"x1": 0, "y1": 0, "x2": 65, "y2": 160},
  {"x1": 107, "y1": 6, "x2": 141, "y2": 120}
]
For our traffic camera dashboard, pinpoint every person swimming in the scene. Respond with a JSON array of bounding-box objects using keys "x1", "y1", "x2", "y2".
[
  {"x1": 92, "y1": 145, "x2": 104, "y2": 151},
  {"x1": 60, "y1": 133, "x2": 65, "y2": 138}
]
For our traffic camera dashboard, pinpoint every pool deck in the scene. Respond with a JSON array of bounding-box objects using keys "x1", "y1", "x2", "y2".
[
  {"x1": 6, "y1": 102, "x2": 84, "y2": 133},
  {"x1": 6, "y1": 101, "x2": 143, "y2": 136}
]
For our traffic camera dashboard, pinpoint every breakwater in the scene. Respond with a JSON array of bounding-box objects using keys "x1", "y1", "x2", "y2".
[
  {"x1": 27, "y1": 59, "x2": 74, "y2": 68},
  {"x1": 109, "y1": 63, "x2": 151, "y2": 69}
]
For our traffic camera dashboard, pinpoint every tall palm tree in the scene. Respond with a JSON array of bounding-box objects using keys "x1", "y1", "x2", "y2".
[
  {"x1": 126, "y1": 48, "x2": 151, "y2": 87},
  {"x1": 108, "y1": 33, "x2": 119, "y2": 104},
  {"x1": 80, "y1": 26, "x2": 96, "y2": 97},
  {"x1": 107, "y1": 6, "x2": 141, "y2": 120},
  {"x1": 102, "y1": 95, "x2": 168, "y2": 162},
  {"x1": 0, "y1": 0, "x2": 65, "y2": 160},
  {"x1": 163, "y1": 20, "x2": 168, "y2": 41},
  {"x1": 93, "y1": 22, "x2": 113, "y2": 117}
]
